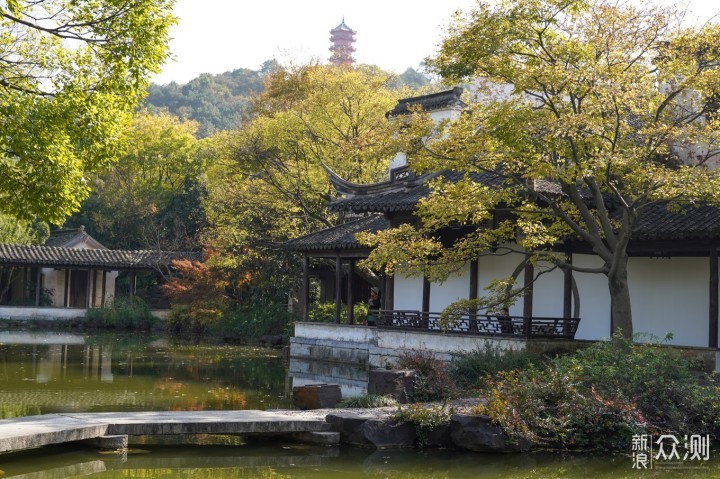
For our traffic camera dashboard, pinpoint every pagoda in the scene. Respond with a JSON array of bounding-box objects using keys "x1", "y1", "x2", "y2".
[{"x1": 329, "y1": 19, "x2": 356, "y2": 66}]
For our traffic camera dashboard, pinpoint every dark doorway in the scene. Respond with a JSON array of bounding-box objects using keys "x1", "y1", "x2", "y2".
[{"x1": 69, "y1": 270, "x2": 88, "y2": 308}]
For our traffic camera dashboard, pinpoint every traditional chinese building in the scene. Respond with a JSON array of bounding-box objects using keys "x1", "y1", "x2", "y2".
[
  {"x1": 329, "y1": 19, "x2": 356, "y2": 66},
  {"x1": 286, "y1": 88, "x2": 720, "y2": 368},
  {"x1": 0, "y1": 226, "x2": 195, "y2": 319}
]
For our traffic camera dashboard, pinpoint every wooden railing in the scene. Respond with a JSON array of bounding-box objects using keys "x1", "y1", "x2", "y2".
[{"x1": 375, "y1": 310, "x2": 580, "y2": 339}]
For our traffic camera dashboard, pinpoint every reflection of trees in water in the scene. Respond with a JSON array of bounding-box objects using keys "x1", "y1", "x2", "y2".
[
  {"x1": 7, "y1": 445, "x2": 720, "y2": 479},
  {"x1": 0, "y1": 337, "x2": 291, "y2": 416}
]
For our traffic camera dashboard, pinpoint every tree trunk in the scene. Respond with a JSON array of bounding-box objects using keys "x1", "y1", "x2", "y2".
[{"x1": 608, "y1": 258, "x2": 633, "y2": 340}]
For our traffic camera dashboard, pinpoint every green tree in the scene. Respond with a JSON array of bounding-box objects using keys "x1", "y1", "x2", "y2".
[
  {"x1": 0, "y1": 0, "x2": 175, "y2": 223},
  {"x1": 0, "y1": 214, "x2": 48, "y2": 245},
  {"x1": 146, "y1": 64, "x2": 271, "y2": 137},
  {"x1": 68, "y1": 111, "x2": 206, "y2": 250},
  {"x1": 360, "y1": 0, "x2": 720, "y2": 337},
  {"x1": 204, "y1": 64, "x2": 407, "y2": 300}
]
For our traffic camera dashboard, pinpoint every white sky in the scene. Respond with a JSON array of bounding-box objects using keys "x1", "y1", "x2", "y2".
[{"x1": 153, "y1": 0, "x2": 719, "y2": 85}]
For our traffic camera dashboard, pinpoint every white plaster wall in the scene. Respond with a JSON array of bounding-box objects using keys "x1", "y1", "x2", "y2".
[
  {"x1": 294, "y1": 322, "x2": 378, "y2": 343},
  {"x1": 477, "y1": 250, "x2": 526, "y2": 316},
  {"x1": 93, "y1": 271, "x2": 118, "y2": 307},
  {"x1": 572, "y1": 254, "x2": 611, "y2": 340},
  {"x1": 628, "y1": 257, "x2": 710, "y2": 347},
  {"x1": 389, "y1": 152, "x2": 407, "y2": 170},
  {"x1": 42, "y1": 268, "x2": 63, "y2": 307},
  {"x1": 393, "y1": 272, "x2": 424, "y2": 311},
  {"x1": 531, "y1": 263, "x2": 565, "y2": 318},
  {"x1": 388, "y1": 108, "x2": 462, "y2": 172},
  {"x1": 42, "y1": 269, "x2": 119, "y2": 308},
  {"x1": 375, "y1": 329, "x2": 526, "y2": 354},
  {"x1": 429, "y1": 262, "x2": 470, "y2": 312}
]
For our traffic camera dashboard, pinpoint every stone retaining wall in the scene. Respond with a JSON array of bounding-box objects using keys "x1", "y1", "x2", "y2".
[{"x1": 290, "y1": 323, "x2": 720, "y2": 372}]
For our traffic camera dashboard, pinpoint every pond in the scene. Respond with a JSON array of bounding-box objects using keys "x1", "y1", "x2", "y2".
[
  {"x1": 0, "y1": 331, "x2": 716, "y2": 478},
  {"x1": 0, "y1": 331, "x2": 293, "y2": 417}
]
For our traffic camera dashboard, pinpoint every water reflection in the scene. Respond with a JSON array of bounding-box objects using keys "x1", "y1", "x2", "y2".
[
  {"x1": 288, "y1": 358, "x2": 368, "y2": 398},
  {"x1": 1, "y1": 444, "x2": 718, "y2": 479},
  {"x1": 0, "y1": 331, "x2": 292, "y2": 418}
]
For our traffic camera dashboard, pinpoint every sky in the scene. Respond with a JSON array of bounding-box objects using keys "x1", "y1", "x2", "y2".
[
  {"x1": 152, "y1": 0, "x2": 720, "y2": 86},
  {"x1": 152, "y1": 0, "x2": 478, "y2": 85}
]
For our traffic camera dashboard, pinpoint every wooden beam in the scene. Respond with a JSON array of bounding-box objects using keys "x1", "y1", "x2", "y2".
[
  {"x1": 301, "y1": 255, "x2": 309, "y2": 321},
  {"x1": 710, "y1": 249, "x2": 718, "y2": 349},
  {"x1": 347, "y1": 259, "x2": 355, "y2": 325},
  {"x1": 334, "y1": 254, "x2": 342, "y2": 324}
]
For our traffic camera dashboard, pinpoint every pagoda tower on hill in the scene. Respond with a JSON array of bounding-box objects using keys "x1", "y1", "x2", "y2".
[{"x1": 329, "y1": 18, "x2": 356, "y2": 65}]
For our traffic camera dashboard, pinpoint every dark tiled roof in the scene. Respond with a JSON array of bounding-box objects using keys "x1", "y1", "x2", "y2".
[
  {"x1": 44, "y1": 226, "x2": 106, "y2": 249},
  {"x1": 330, "y1": 170, "x2": 505, "y2": 213},
  {"x1": 284, "y1": 215, "x2": 390, "y2": 252},
  {"x1": 387, "y1": 87, "x2": 466, "y2": 117},
  {"x1": 331, "y1": 20, "x2": 355, "y2": 33},
  {"x1": 0, "y1": 244, "x2": 199, "y2": 270},
  {"x1": 633, "y1": 203, "x2": 720, "y2": 240}
]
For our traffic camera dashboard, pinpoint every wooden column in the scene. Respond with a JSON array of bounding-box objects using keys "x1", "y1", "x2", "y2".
[
  {"x1": 710, "y1": 249, "x2": 718, "y2": 349},
  {"x1": 21, "y1": 268, "x2": 27, "y2": 301},
  {"x1": 130, "y1": 272, "x2": 137, "y2": 298},
  {"x1": 385, "y1": 275, "x2": 394, "y2": 311},
  {"x1": 563, "y1": 255, "x2": 573, "y2": 319},
  {"x1": 85, "y1": 269, "x2": 92, "y2": 308},
  {"x1": 91, "y1": 270, "x2": 98, "y2": 307},
  {"x1": 101, "y1": 271, "x2": 107, "y2": 308},
  {"x1": 422, "y1": 275, "x2": 431, "y2": 321},
  {"x1": 334, "y1": 254, "x2": 342, "y2": 324},
  {"x1": 347, "y1": 259, "x2": 355, "y2": 325},
  {"x1": 64, "y1": 269, "x2": 70, "y2": 307},
  {"x1": 301, "y1": 255, "x2": 310, "y2": 321},
  {"x1": 523, "y1": 262, "x2": 534, "y2": 338},
  {"x1": 34, "y1": 267, "x2": 41, "y2": 307},
  {"x1": 469, "y1": 259, "x2": 478, "y2": 331}
]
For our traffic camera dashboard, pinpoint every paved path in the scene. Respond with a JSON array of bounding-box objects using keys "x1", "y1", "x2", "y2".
[{"x1": 0, "y1": 410, "x2": 328, "y2": 454}]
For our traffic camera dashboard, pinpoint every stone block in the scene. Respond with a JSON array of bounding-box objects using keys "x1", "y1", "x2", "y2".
[
  {"x1": 289, "y1": 431, "x2": 340, "y2": 445},
  {"x1": 367, "y1": 369, "x2": 415, "y2": 403},
  {"x1": 292, "y1": 384, "x2": 342, "y2": 410},
  {"x1": 83, "y1": 434, "x2": 128, "y2": 451},
  {"x1": 325, "y1": 413, "x2": 415, "y2": 448},
  {"x1": 450, "y1": 414, "x2": 531, "y2": 453}
]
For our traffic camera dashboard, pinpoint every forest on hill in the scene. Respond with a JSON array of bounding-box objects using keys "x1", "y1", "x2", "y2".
[{"x1": 144, "y1": 62, "x2": 431, "y2": 137}]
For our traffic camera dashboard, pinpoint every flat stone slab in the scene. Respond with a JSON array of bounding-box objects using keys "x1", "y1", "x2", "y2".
[{"x1": 0, "y1": 410, "x2": 327, "y2": 454}]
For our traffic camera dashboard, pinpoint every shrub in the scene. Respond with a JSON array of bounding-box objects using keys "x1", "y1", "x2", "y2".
[
  {"x1": 473, "y1": 333, "x2": 720, "y2": 450},
  {"x1": 450, "y1": 342, "x2": 537, "y2": 390},
  {"x1": 394, "y1": 402, "x2": 454, "y2": 447},
  {"x1": 397, "y1": 350, "x2": 457, "y2": 401},
  {"x1": 337, "y1": 394, "x2": 399, "y2": 408},
  {"x1": 210, "y1": 302, "x2": 295, "y2": 339},
  {"x1": 307, "y1": 301, "x2": 368, "y2": 324},
  {"x1": 84, "y1": 297, "x2": 157, "y2": 329}
]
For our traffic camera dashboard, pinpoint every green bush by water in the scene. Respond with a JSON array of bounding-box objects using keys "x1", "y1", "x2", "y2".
[
  {"x1": 307, "y1": 301, "x2": 368, "y2": 323},
  {"x1": 450, "y1": 342, "x2": 537, "y2": 390},
  {"x1": 84, "y1": 297, "x2": 157, "y2": 329},
  {"x1": 474, "y1": 333, "x2": 720, "y2": 450},
  {"x1": 337, "y1": 394, "x2": 399, "y2": 408},
  {"x1": 397, "y1": 350, "x2": 458, "y2": 402}
]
